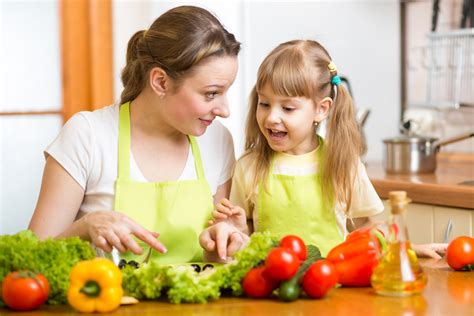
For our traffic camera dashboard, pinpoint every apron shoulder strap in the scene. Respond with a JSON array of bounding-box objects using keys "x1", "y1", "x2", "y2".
[
  {"x1": 118, "y1": 102, "x2": 131, "y2": 180},
  {"x1": 188, "y1": 136, "x2": 206, "y2": 180}
]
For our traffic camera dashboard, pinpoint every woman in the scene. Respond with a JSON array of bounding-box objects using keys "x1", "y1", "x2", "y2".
[{"x1": 29, "y1": 6, "x2": 243, "y2": 264}]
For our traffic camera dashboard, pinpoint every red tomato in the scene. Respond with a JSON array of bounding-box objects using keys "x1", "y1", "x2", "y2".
[
  {"x1": 264, "y1": 247, "x2": 300, "y2": 281},
  {"x1": 2, "y1": 271, "x2": 49, "y2": 311},
  {"x1": 280, "y1": 235, "x2": 307, "y2": 261},
  {"x1": 242, "y1": 267, "x2": 278, "y2": 298},
  {"x1": 446, "y1": 236, "x2": 474, "y2": 271},
  {"x1": 302, "y1": 260, "x2": 338, "y2": 299}
]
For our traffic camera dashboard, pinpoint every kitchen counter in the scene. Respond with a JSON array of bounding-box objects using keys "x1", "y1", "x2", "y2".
[
  {"x1": 1, "y1": 259, "x2": 472, "y2": 315},
  {"x1": 366, "y1": 153, "x2": 474, "y2": 209}
]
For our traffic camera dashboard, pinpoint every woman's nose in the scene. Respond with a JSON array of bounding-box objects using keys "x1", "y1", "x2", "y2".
[{"x1": 213, "y1": 99, "x2": 230, "y2": 118}]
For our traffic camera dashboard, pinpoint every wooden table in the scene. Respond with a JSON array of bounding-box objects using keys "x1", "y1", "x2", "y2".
[{"x1": 2, "y1": 259, "x2": 473, "y2": 315}]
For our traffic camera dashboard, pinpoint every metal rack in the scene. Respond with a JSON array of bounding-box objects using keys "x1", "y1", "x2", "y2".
[{"x1": 410, "y1": 28, "x2": 474, "y2": 109}]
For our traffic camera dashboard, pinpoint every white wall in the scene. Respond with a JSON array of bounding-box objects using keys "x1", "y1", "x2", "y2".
[
  {"x1": 0, "y1": 0, "x2": 63, "y2": 235},
  {"x1": 113, "y1": 0, "x2": 400, "y2": 160}
]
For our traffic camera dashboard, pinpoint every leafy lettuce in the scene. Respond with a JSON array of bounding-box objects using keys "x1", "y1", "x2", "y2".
[
  {"x1": 122, "y1": 231, "x2": 278, "y2": 303},
  {"x1": 0, "y1": 230, "x2": 95, "y2": 305}
]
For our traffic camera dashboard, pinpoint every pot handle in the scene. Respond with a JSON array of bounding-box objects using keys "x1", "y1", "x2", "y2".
[{"x1": 432, "y1": 131, "x2": 474, "y2": 150}]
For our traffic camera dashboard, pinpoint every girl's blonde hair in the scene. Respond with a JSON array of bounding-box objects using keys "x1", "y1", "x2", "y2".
[
  {"x1": 120, "y1": 6, "x2": 241, "y2": 105},
  {"x1": 243, "y1": 40, "x2": 363, "y2": 213}
]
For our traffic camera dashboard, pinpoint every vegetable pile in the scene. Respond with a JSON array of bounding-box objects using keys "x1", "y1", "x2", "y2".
[
  {"x1": 242, "y1": 235, "x2": 338, "y2": 301},
  {"x1": 0, "y1": 230, "x2": 96, "y2": 305},
  {"x1": 122, "y1": 231, "x2": 279, "y2": 303}
]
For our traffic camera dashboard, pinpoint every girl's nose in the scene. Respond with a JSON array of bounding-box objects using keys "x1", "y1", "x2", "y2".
[{"x1": 267, "y1": 109, "x2": 281, "y2": 124}]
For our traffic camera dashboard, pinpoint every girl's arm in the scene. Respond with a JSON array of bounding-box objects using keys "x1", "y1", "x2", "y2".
[
  {"x1": 349, "y1": 215, "x2": 446, "y2": 259},
  {"x1": 29, "y1": 157, "x2": 165, "y2": 255}
]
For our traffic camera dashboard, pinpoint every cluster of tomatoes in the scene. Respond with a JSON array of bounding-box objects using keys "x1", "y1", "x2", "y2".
[{"x1": 242, "y1": 235, "x2": 338, "y2": 301}]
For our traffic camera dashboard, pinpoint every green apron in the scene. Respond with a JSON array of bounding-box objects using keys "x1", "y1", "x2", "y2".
[
  {"x1": 257, "y1": 147, "x2": 343, "y2": 256},
  {"x1": 114, "y1": 102, "x2": 214, "y2": 264}
]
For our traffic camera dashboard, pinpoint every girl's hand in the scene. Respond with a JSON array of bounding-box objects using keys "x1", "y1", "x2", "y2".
[
  {"x1": 82, "y1": 211, "x2": 167, "y2": 255},
  {"x1": 199, "y1": 221, "x2": 249, "y2": 262},
  {"x1": 210, "y1": 198, "x2": 248, "y2": 234},
  {"x1": 412, "y1": 243, "x2": 447, "y2": 260}
]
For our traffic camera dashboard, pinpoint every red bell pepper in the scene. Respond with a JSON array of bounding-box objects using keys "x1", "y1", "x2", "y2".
[{"x1": 327, "y1": 228, "x2": 386, "y2": 287}]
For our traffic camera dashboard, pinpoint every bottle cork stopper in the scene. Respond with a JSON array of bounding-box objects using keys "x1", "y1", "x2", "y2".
[{"x1": 389, "y1": 191, "x2": 409, "y2": 214}]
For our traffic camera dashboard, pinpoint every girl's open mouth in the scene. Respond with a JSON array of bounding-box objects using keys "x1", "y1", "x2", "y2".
[{"x1": 268, "y1": 129, "x2": 287, "y2": 139}]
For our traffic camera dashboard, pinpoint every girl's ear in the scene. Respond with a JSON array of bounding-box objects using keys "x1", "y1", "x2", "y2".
[
  {"x1": 149, "y1": 67, "x2": 169, "y2": 98},
  {"x1": 314, "y1": 97, "x2": 333, "y2": 123}
]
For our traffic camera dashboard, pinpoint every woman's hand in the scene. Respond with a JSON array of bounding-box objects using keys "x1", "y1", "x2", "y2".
[
  {"x1": 199, "y1": 221, "x2": 249, "y2": 262},
  {"x1": 82, "y1": 211, "x2": 167, "y2": 255},
  {"x1": 412, "y1": 243, "x2": 447, "y2": 260},
  {"x1": 210, "y1": 198, "x2": 248, "y2": 234}
]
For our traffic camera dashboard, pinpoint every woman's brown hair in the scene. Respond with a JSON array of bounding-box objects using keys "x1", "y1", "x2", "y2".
[
  {"x1": 120, "y1": 5, "x2": 241, "y2": 105},
  {"x1": 244, "y1": 40, "x2": 363, "y2": 213}
]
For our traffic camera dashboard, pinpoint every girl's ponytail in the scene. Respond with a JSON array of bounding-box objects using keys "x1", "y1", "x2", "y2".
[{"x1": 322, "y1": 84, "x2": 364, "y2": 213}]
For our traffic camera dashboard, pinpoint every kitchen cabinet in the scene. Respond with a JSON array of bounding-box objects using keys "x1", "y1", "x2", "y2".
[{"x1": 373, "y1": 201, "x2": 473, "y2": 244}]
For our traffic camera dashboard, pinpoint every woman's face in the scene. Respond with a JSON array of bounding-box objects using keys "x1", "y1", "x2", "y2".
[{"x1": 163, "y1": 56, "x2": 238, "y2": 136}]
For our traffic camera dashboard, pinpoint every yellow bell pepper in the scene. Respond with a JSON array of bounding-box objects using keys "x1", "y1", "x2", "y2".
[{"x1": 67, "y1": 258, "x2": 123, "y2": 313}]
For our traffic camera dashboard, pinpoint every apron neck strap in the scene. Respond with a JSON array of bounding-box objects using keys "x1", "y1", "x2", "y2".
[
  {"x1": 188, "y1": 135, "x2": 206, "y2": 180},
  {"x1": 118, "y1": 102, "x2": 131, "y2": 179},
  {"x1": 118, "y1": 102, "x2": 206, "y2": 180}
]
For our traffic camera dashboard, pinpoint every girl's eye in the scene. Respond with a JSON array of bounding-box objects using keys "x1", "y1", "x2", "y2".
[
  {"x1": 283, "y1": 107, "x2": 294, "y2": 112},
  {"x1": 206, "y1": 91, "x2": 218, "y2": 100},
  {"x1": 258, "y1": 102, "x2": 269, "y2": 108}
]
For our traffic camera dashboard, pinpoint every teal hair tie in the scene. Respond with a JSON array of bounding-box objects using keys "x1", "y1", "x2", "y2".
[{"x1": 331, "y1": 75, "x2": 341, "y2": 86}]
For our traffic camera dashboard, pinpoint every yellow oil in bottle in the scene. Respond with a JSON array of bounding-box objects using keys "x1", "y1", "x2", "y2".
[
  {"x1": 371, "y1": 191, "x2": 427, "y2": 297},
  {"x1": 371, "y1": 241, "x2": 427, "y2": 296}
]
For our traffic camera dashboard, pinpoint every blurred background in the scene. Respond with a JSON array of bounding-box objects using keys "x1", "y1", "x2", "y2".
[{"x1": 0, "y1": 0, "x2": 472, "y2": 234}]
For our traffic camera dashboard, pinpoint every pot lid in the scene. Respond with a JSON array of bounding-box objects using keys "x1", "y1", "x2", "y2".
[{"x1": 383, "y1": 136, "x2": 439, "y2": 144}]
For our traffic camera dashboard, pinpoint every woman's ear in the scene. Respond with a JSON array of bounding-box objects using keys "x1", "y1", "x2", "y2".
[
  {"x1": 314, "y1": 97, "x2": 333, "y2": 123},
  {"x1": 149, "y1": 67, "x2": 169, "y2": 98}
]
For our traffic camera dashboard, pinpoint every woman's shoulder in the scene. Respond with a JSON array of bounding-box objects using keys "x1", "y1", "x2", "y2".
[
  {"x1": 75, "y1": 104, "x2": 118, "y2": 126},
  {"x1": 196, "y1": 120, "x2": 233, "y2": 148}
]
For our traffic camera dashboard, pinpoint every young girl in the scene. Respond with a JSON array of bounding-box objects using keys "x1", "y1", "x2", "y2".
[
  {"x1": 29, "y1": 6, "x2": 242, "y2": 264},
  {"x1": 201, "y1": 40, "x2": 446, "y2": 260}
]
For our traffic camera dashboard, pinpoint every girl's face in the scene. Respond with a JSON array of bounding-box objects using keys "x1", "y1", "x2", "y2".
[
  {"x1": 256, "y1": 83, "x2": 319, "y2": 155},
  {"x1": 163, "y1": 56, "x2": 238, "y2": 136}
]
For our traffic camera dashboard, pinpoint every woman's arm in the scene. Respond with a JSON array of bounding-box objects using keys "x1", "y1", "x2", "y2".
[
  {"x1": 29, "y1": 156, "x2": 86, "y2": 239},
  {"x1": 29, "y1": 157, "x2": 166, "y2": 255}
]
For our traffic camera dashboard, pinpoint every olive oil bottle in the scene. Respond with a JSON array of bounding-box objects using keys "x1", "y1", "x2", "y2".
[{"x1": 371, "y1": 191, "x2": 427, "y2": 296}]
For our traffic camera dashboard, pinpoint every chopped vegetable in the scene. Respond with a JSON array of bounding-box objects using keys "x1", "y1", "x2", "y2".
[
  {"x1": 67, "y1": 258, "x2": 123, "y2": 313},
  {"x1": 122, "y1": 231, "x2": 278, "y2": 303},
  {"x1": 0, "y1": 230, "x2": 96, "y2": 305}
]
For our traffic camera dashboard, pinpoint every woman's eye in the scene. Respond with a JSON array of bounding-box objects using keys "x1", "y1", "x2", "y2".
[{"x1": 206, "y1": 91, "x2": 218, "y2": 99}]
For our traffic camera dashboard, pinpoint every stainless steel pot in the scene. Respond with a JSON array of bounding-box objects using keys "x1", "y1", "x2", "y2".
[{"x1": 383, "y1": 132, "x2": 474, "y2": 174}]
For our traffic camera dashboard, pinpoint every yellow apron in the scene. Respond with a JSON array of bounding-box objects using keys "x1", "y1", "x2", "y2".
[
  {"x1": 114, "y1": 102, "x2": 214, "y2": 264},
  {"x1": 257, "y1": 145, "x2": 343, "y2": 256}
]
